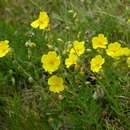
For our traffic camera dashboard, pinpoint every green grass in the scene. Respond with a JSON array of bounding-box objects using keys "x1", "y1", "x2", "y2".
[{"x1": 0, "y1": 0, "x2": 130, "y2": 130}]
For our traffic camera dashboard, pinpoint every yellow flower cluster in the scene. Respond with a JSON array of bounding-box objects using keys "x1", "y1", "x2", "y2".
[
  {"x1": 1, "y1": 11, "x2": 129, "y2": 94},
  {"x1": 30, "y1": 12, "x2": 130, "y2": 92},
  {"x1": 0, "y1": 40, "x2": 11, "y2": 58},
  {"x1": 90, "y1": 34, "x2": 130, "y2": 72},
  {"x1": 41, "y1": 51, "x2": 64, "y2": 93},
  {"x1": 65, "y1": 40, "x2": 85, "y2": 68},
  {"x1": 40, "y1": 40, "x2": 85, "y2": 92}
]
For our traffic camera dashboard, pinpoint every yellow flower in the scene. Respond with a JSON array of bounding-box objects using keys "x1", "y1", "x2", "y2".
[
  {"x1": 0, "y1": 40, "x2": 11, "y2": 58},
  {"x1": 41, "y1": 51, "x2": 60, "y2": 74},
  {"x1": 31, "y1": 11, "x2": 49, "y2": 30},
  {"x1": 92, "y1": 34, "x2": 108, "y2": 49},
  {"x1": 121, "y1": 47, "x2": 130, "y2": 56},
  {"x1": 48, "y1": 75, "x2": 64, "y2": 93},
  {"x1": 70, "y1": 41, "x2": 85, "y2": 56},
  {"x1": 65, "y1": 53, "x2": 78, "y2": 68},
  {"x1": 90, "y1": 55, "x2": 105, "y2": 72},
  {"x1": 106, "y1": 42, "x2": 123, "y2": 58}
]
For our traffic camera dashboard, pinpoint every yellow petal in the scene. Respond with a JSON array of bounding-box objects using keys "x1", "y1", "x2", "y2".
[
  {"x1": 4, "y1": 40, "x2": 9, "y2": 44},
  {"x1": 39, "y1": 11, "x2": 48, "y2": 19},
  {"x1": 39, "y1": 23, "x2": 48, "y2": 29},
  {"x1": 31, "y1": 20, "x2": 39, "y2": 28}
]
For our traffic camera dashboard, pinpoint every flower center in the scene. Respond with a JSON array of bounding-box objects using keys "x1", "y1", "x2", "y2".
[
  {"x1": 53, "y1": 81, "x2": 60, "y2": 87},
  {"x1": 48, "y1": 60, "x2": 55, "y2": 65},
  {"x1": 95, "y1": 61, "x2": 101, "y2": 67},
  {"x1": 39, "y1": 20, "x2": 44, "y2": 24}
]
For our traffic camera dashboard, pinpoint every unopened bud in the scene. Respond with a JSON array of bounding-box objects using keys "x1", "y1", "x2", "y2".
[
  {"x1": 58, "y1": 95, "x2": 64, "y2": 100},
  {"x1": 28, "y1": 77, "x2": 34, "y2": 83}
]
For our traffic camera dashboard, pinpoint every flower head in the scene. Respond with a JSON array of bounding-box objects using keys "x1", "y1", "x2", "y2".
[
  {"x1": 70, "y1": 41, "x2": 85, "y2": 56},
  {"x1": 48, "y1": 75, "x2": 64, "y2": 93},
  {"x1": 31, "y1": 11, "x2": 49, "y2": 30},
  {"x1": 0, "y1": 40, "x2": 11, "y2": 58},
  {"x1": 65, "y1": 53, "x2": 78, "y2": 68},
  {"x1": 41, "y1": 51, "x2": 60, "y2": 74},
  {"x1": 106, "y1": 42, "x2": 123, "y2": 58},
  {"x1": 92, "y1": 34, "x2": 108, "y2": 49},
  {"x1": 90, "y1": 55, "x2": 105, "y2": 72}
]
